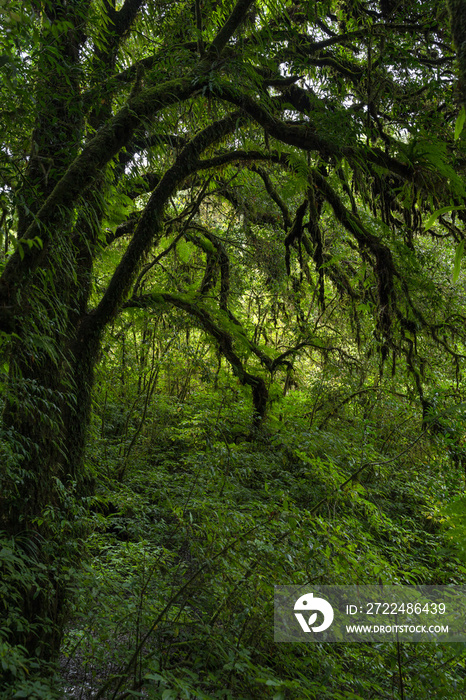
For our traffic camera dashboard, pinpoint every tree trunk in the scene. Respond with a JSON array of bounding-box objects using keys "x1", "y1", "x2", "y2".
[{"x1": 0, "y1": 1, "x2": 93, "y2": 663}]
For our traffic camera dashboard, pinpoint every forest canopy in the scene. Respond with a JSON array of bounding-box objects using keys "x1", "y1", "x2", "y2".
[{"x1": 2, "y1": 0, "x2": 466, "y2": 697}]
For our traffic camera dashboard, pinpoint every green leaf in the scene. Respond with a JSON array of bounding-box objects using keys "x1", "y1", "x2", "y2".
[
  {"x1": 177, "y1": 240, "x2": 196, "y2": 263},
  {"x1": 144, "y1": 673, "x2": 165, "y2": 682},
  {"x1": 162, "y1": 690, "x2": 178, "y2": 700},
  {"x1": 423, "y1": 205, "x2": 464, "y2": 231},
  {"x1": 455, "y1": 106, "x2": 466, "y2": 140},
  {"x1": 453, "y1": 240, "x2": 465, "y2": 283}
]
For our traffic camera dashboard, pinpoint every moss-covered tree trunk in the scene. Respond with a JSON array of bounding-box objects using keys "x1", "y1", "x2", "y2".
[{"x1": 0, "y1": 1, "x2": 96, "y2": 662}]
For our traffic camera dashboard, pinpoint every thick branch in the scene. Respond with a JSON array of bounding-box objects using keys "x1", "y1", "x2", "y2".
[
  {"x1": 115, "y1": 0, "x2": 145, "y2": 35},
  {"x1": 217, "y1": 82, "x2": 417, "y2": 184},
  {"x1": 196, "y1": 149, "x2": 282, "y2": 170},
  {"x1": 206, "y1": 0, "x2": 256, "y2": 58},
  {"x1": 81, "y1": 112, "x2": 244, "y2": 339}
]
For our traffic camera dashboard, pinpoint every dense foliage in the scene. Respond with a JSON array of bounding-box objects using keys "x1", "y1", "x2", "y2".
[{"x1": 1, "y1": 0, "x2": 466, "y2": 697}]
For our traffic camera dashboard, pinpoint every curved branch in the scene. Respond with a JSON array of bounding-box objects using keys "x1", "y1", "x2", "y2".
[
  {"x1": 249, "y1": 165, "x2": 292, "y2": 229},
  {"x1": 216, "y1": 82, "x2": 416, "y2": 185},
  {"x1": 81, "y1": 111, "x2": 245, "y2": 338},
  {"x1": 124, "y1": 292, "x2": 268, "y2": 426}
]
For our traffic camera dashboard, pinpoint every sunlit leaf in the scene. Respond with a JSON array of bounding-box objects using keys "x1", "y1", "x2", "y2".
[
  {"x1": 454, "y1": 106, "x2": 466, "y2": 141},
  {"x1": 423, "y1": 205, "x2": 465, "y2": 231}
]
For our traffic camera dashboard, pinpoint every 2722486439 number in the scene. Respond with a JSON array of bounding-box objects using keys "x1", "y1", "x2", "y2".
[{"x1": 364, "y1": 602, "x2": 446, "y2": 615}]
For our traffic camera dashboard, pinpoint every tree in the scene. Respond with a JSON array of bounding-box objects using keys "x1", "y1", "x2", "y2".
[{"x1": 0, "y1": 0, "x2": 465, "y2": 683}]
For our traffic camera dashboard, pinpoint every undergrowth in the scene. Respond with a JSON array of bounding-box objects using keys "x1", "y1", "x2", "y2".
[{"x1": 56, "y1": 382, "x2": 466, "y2": 699}]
